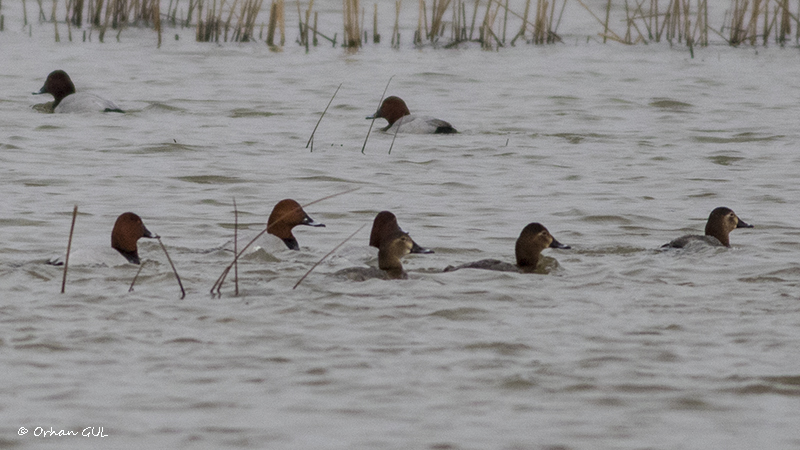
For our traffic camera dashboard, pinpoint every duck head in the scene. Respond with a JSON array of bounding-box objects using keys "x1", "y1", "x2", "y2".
[
  {"x1": 515, "y1": 222, "x2": 570, "y2": 273},
  {"x1": 111, "y1": 212, "x2": 155, "y2": 264},
  {"x1": 34, "y1": 70, "x2": 76, "y2": 108},
  {"x1": 705, "y1": 207, "x2": 753, "y2": 247},
  {"x1": 369, "y1": 210, "x2": 433, "y2": 254},
  {"x1": 366, "y1": 96, "x2": 411, "y2": 127},
  {"x1": 267, "y1": 199, "x2": 325, "y2": 250}
]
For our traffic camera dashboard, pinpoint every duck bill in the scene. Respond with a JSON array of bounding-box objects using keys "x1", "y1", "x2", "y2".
[
  {"x1": 736, "y1": 219, "x2": 754, "y2": 229},
  {"x1": 301, "y1": 215, "x2": 325, "y2": 228},
  {"x1": 410, "y1": 239, "x2": 434, "y2": 254},
  {"x1": 143, "y1": 225, "x2": 156, "y2": 239},
  {"x1": 33, "y1": 86, "x2": 47, "y2": 95},
  {"x1": 549, "y1": 238, "x2": 571, "y2": 250}
]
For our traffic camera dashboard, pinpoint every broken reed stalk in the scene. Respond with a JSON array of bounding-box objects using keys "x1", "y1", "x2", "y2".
[
  {"x1": 277, "y1": 0, "x2": 285, "y2": 44},
  {"x1": 343, "y1": 0, "x2": 360, "y2": 47},
  {"x1": 53, "y1": 0, "x2": 60, "y2": 42},
  {"x1": 210, "y1": 187, "x2": 360, "y2": 296},
  {"x1": 573, "y1": 0, "x2": 625, "y2": 43},
  {"x1": 361, "y1": 75, "x2": 394, "y2": 155},
  {"x1": 233, "y1": 198, "x2": 239, "y2": 296},
  {"x1": 293, "y1": 223, "x2": 367, "y2": 289},
  {"x1": 511, "y1": 0, "x2": 532, "y2": 45},
  {"x1": 224, "y1": 0, "x2": 237, "y2": 41},
  {"x1": 157, "y1": 236, "x2": 186, "y2": 299},
  {"x1": 60, "y1": 205, "x2": 78, "y2": 294},
  {"x1": 304, "y1": 1, "x2": 312, "y2": 50},
  {"x1": 306, "y1": 82, "x2": 342, "y2": 149},
  {"x1": 153, "y1": 0, "x2": 161, "y2": 47},
  {"x1": 373, "y1": 2, "x2": 379, "y2": 42},
  {"x1": 415, "y1": 0, "x2": 422, "y2": 44},
  {"x1": 392, "y1": 0, "x2": 401, "y2": 48},
  {"x1": 266, "y1": 0, "x2": 277, "y2": 45},
  {"x1": 429, "y1": 0, "x2": 451, "y2": 42}
]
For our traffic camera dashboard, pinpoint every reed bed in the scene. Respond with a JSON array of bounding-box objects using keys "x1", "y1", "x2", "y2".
[{"x1": 6, "y1": 0, "x2": 800, "y2": 49}]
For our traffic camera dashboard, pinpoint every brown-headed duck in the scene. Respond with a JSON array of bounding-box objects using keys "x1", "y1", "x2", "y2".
[
  {"x1": 34, "y1": 70, "x2": 123, "y2": 113},
  {"x1": 662, "y1": 206, "x2": 753, "y2": 248},
  {"x1": 266, "y1": 199, "x2": 325, "y2": 250},
  {"x1": 444, "y1": 222, "x2": 570, "y2": 274},
  {"x1": 367, "y1": 96, "x2": 457, "y2": 134}
]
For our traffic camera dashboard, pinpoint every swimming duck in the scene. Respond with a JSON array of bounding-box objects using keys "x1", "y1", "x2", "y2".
[
  {"x1": 49, "y1": 212, "x2": 154, "y2": 266},
  {"x1": 266, "y1": 199, "x2": 325, "y2": 250},
  {"x1": 369, "y1": 210, "x2": 433, "y2": 254},
  {"x1": 444, "y1": 223, "x2": 570, "y2": 274},
  {"x1": 333, "y1": 211, "x2": 433, "y2": 281},
  {"x1": 662, "y1": 207, "x2": 753, "y2": 248},
  {"x1": 34, "y1": 70, "x2": 124, "y2": 113},
  {"x1": 335, "y1": 231, "x2": 418, "y2": 281},
  {"x1": 367, "y1": 96, "x2": 457, "y2": 134}
]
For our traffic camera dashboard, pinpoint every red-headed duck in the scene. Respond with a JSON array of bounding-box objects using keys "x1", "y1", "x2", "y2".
[
  {"x1": 112, "y1": 212, "x2": 156, "y2": 264},
  {"x1": 444, "y1": 223, "x2": 570, "y2": 274},
  {"x1": 48, "y1": 212, "x2": 154, "y2": 266},
  {"x1": 367, "y1": 96, "x2": 457, "y2": 134},
  {"x1": 266, "y1": 199, "x2": 325, "y2": 250},
  {"x1": 662, "y1": 207, "x2": 753, "y2": 249},
  {"x1": 34, "y1": 70, "x2": 124, "y2": 114}
]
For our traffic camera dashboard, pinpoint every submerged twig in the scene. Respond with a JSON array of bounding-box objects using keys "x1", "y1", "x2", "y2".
[
  {"x1": 306, "y1": 82, "x2": 342, "y2": 149},
  {"x1": 60, "y1": 205, "x2": 78, "y2": 294},
  {"x1": 293, "y1": 223, "x2": 367, "y2": 289},
  {"x1": 362, "y1": 75, "x2": 394, "y2": 154}
]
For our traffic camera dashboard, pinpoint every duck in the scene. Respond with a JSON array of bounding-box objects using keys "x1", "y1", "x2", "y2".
[
  {"x1": 369, "y1": 210, "x2": 433, "y2": 254},
  {"x1": 444, "y1": 223, "x2": 570, "y2": 274},
  {"x1": 265, "y1": 199, "x2": 325, "y2": 251},
  {"x1": 49, "y1": 212, "x2": 155, "y2": 266},
  {"x1": 367, "y1": 96, "x2": 457, "y2": 134},
  {"x1": 333, "y1": 211, "x2": 433, "y2": 281},
  {"x1": 34, "y1": 70, "x2": 124, "y2": 113},
  {"x1": 335, "y1": 231, "x2": 419, "y2": 281},
  {"x1": 662, "y1": 207, "x2": 753, "y2": 249}
]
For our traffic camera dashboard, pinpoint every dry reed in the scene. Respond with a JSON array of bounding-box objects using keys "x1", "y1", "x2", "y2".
[
  {"x1": 343, "y1": 0, "x2": 360, "y2": 47},
  {"x1": 293, "y1": 223, "x2": 367, "y2": 289},
  {"x1": 60, "y1": 205, "x2": 78, "y2": 294},
  {"x1": 233, "y1": 198, "x2": 239, "y2": 296},
  {"x1": 129, "y1": 262, "x2": 145, "y2": 292},
  {"x1": 13, "y1": 0, "x2": 800, "y2": 49},
  {"x1": 306, "y1": 83, "x2": 343, "y2": 150},
  {"x1": 157, "y1": 236, "x2": 186, "y2": 299},
  {"x1": 361, "y1": 75, "x2": 393, "y2": 155}
]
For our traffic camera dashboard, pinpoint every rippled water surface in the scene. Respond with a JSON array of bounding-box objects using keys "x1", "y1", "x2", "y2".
[{"x1": 2, "y1": 3, "x2": 800, "y2": 449}]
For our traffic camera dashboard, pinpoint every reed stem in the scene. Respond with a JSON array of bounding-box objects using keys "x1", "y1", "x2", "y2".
[
  {"x1": 306, "y1": 83, "x2": 342, "y2": 149},
  {"x1": 60, "y1": 205, "x2": 78, "y2": 294},
  {"x1": 293, "y1": 223, "x2": 366, "y2": 289},
  {"x1": 157, "y1": 236, "x2": 186, "y2": 299},
  {"x1": 361, "y1": 75, "x2": 393, "y2": 154}
]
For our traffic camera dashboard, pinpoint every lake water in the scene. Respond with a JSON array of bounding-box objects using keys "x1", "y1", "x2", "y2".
[{"x1": 2, "y1": 1, "x2": 800, "y2": 449}]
